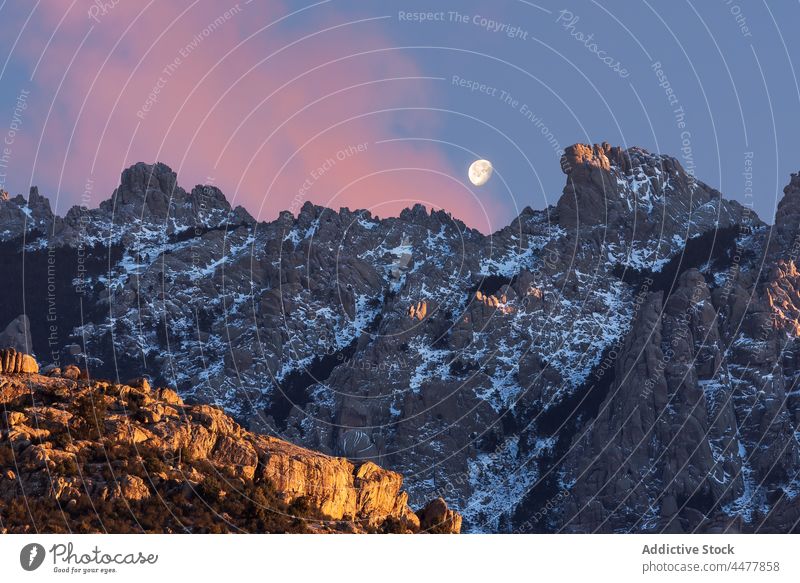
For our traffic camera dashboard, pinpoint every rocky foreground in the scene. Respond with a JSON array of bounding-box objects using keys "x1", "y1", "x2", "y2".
[{"x1": 0, "y1": 349, "x2": 460, "y2": 533}]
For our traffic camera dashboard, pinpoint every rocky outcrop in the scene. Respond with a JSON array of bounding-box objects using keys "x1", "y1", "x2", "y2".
[
  {"x1": 417, "y1": 498, "x2": 463, "y2": 534},
  {"x1": 0, "y1": 348, "x2": 38, "y2": 374},
  {"x1": 769, "y1": 172, "x2": 800, "y2": 256},
  {"x1": 408, "y1": 300, "x2": 427, "y2": 320},
  {"x1": 559, "y1": 271, "x2": 748, "y2": 533},
  {"x1": 557, "y1": 142, "x2": 751, "y2": 247},
  {"x1": 0, "y1": 354, "x2": 460, "y2": 534},
  {"x1": 0, "y1": 187, "x2": 56, "y2": 241}
]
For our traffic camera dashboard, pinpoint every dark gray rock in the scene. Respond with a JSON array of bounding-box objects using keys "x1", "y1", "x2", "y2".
[{"x1": 0, "y1": 314, "x2": 32, "y2": 353}]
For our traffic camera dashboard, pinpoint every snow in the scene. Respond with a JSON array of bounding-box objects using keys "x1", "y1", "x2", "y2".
[{"x1": 463, "y1": 436, "x2": 556, "y2": 532}]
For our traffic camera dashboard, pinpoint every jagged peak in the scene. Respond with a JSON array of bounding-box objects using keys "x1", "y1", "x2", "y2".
[
  {"x1": 189, "y1": 184, "x2": 231, "y2": 213},
  {"x1": 26, "y1": 186, "x2": 52, "y2": 215},
  {"x1": 560, "y1": 142, "x2": 623, "y2": 174},
  {"x1": 283, "y1": 199, "x2": 468, "y2": 233},
  {"x1": 770, "y1": 170, "x2": 800, "y2": 255},
  {"x1": 113, "y1": 161, "x2": 180, "y2": 200},
  {"x1": 121, "y1": 161, "x2": 177, "y2": 183},
  {"x1": 399, "y1": 202, "x2": 430, "y2": 222},
  {"x1": 778, "y1": 171, "x2": 800, "y2": 209},
  {"x1": 0, "y1": 151, "x2": 789, "y2": 248}
]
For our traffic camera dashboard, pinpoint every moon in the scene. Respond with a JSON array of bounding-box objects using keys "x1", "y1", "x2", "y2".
[{"x1": 468, "y1": 159, "x2": 493, "y2": 186}]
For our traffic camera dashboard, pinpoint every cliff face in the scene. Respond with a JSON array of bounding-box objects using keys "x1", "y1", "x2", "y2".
[
  {"x1": 2, "y1": 144, "x2": 800, "y2": 533},
  {"x1": 0, "y1": 350, "x2": 460, "y2": 533}
]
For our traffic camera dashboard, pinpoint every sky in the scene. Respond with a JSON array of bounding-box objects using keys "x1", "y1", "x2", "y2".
[{"x1": 0, "y1": 0, "x2": 798, "y2": 233}]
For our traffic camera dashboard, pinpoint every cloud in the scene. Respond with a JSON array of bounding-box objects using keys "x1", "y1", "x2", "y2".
[{"x1": 2, "y1": 0, "x2": 496, "y2": 231}]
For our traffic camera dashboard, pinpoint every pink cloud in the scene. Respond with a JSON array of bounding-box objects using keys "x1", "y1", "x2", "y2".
[{"x1": 5, "y1": 0, "x2": 497, "y2": 232}]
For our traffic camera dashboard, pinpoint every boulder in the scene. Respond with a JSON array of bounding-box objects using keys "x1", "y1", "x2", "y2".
[
  {"x1": 115, "y1": 475, "x2": 150, "y2": 501},
  {"x1": 62, "y1": 365, "x2": 81, "y2": 380},
  {"x1": 416, "y1": 498, "x2": 462, "y2": 534},
  {"x1": 0, "y1": 315, "x2": 33, "y2": 353}
]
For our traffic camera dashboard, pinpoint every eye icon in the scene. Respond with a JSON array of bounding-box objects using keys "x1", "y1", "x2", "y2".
[{"x1": 20, "y1": 543, "x2": 46, "y2": 571}]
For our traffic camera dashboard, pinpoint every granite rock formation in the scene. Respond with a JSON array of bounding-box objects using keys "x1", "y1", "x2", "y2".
[
  {"x1": 0, "y1": 354, "x2": 460, "y2": 533},
  {"x1": 0, "y1": 348, "x2": 38, "y2": 374}
]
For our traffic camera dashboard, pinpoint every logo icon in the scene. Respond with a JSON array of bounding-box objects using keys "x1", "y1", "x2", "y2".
[{"x1": 20, "y1": 543, "x2": 46, "y2": 571}]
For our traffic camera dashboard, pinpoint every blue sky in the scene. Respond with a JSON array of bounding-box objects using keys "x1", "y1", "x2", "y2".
[{"x1": 0, "y1": 0, "x2": 797, "y2": 231}]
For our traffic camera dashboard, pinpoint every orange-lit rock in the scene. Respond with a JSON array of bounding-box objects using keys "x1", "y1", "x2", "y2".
[
  {"x1": 474, "y1": 291, "x2": 515, "y2": 314},
  {"x1": 0, "y1": 368, "x2": 460, "y2": 533},
  {"x1": 408, "y1": 300, "x2": 428, "y2": 321},
  {"x1": 0, "y1": 349, "x2": 38, "y2": 374},
  {"x1": 767, "y1": 259, "x2": 800, "y2": 336},
  {"x1": 527, "y1": 286, "x2": 543, "y2": 299}
]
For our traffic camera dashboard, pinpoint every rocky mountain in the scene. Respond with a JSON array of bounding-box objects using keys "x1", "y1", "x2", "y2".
[
  {"x1": 1, "y1": 142, "x2": 799, "y2": 533},
  {"x1": 0, "y1": 349, "x2": 460, "y2": 533}
]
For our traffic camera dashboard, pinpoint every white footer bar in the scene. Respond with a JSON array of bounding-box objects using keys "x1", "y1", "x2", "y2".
[{"x1": 2, "y1": 534, "x2": 797, "y2": 582}]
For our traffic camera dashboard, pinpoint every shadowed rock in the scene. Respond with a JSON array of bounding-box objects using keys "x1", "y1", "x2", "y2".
[{"x1": 0, "y1": 315, "x2": 32, "y2": 353}]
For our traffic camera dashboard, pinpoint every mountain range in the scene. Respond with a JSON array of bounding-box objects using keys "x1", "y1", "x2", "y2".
[{"x1": 1, "y1": 141, "x2": 799, "y2": 533}]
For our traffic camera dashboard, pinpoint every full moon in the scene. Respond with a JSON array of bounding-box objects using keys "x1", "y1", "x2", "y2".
[{"x1": 468, "y1": 159, "x2": 493, "y2": 186}]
